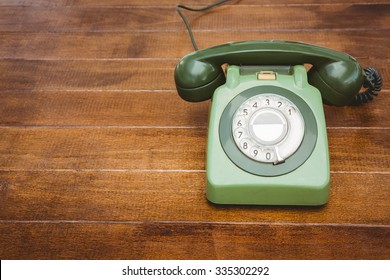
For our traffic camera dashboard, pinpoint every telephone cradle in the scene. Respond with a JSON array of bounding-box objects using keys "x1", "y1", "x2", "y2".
[{"x1": 174, "y1": 40, "x2": 382, "y2": 206}]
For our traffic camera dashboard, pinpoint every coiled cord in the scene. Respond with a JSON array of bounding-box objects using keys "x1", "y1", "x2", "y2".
[{"x1": 350, "y1": 67, "x2": 383, "y2": 105}]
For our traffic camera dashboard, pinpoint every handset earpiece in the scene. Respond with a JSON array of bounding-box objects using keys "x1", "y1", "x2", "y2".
[
  {"x1": 174, "y1": 54, "x2": 225, "y2": 102},
  {"x1": 174, "y1": 40, "x2": 372, "y2": 105},
  {"x1": 308, "y1": 59, "x2": 364, "y2": 106}
]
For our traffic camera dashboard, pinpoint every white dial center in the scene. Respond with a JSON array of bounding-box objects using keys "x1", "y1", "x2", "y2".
[{"x1": 249, "y1": 109, "x2": 288, "y2": 145}]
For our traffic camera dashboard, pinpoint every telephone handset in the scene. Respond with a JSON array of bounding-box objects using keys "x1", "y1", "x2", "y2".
[
  {"x1": 175, "y1": 40, "x2": 365, "y2": 106},
  {"x1": 174, "y1": 40, "x2": 382, "y2": 206}
]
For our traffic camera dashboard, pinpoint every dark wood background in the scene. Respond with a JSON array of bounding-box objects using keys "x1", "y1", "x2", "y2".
[{"x1": 0, "y1": 0, "x2": 389, "y2": 259}]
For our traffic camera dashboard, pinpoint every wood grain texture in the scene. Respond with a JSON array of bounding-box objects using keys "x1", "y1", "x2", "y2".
[
  {"x1": 0, "y1": 172, "x2": 388, "y2": 225},
  {"x1": 0, "y1": 127, "x2": 389, "y2": 172},
  {"x1": 0, "y1": 4, "x2": 388, "y2": 33},
  {"x1": 0, "y1": 0, "x2": 386, "y2": 6},
  {"x1": 0, "y1": 59, "x2": 388, "y2": 92},
  {"x1": 0, "y1": 0, "x2": 389, "y2": 260},
  {"x1": 1, "y1": 90, "x2": 389, "y2": 127},
  {"x1": 0, "y1": 31, "x2": 388, "y2": 60},
  {"x1": 0, "y1": 222, "x2": 388, "y2": 260}
]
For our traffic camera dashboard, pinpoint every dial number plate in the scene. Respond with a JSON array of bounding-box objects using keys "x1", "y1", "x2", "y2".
[{"x1": 232, "y1": 94, "x2": 304, "y2": 164}]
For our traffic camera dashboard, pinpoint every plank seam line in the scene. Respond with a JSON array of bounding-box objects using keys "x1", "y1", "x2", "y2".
[
  {"x1": 2, "y1": 28, "x2": 390, "y2": 34},
  {"x1": 51, "y1": 2, "x2": 390, "y2": 8},
  {"x1": 0, "y1": 89, "x2": 388, "y2": 93},
  {"x1": 0, "y1": 169, "x2": 389, "y2": 175},
  {"x1": 327, "y1": 127, "x2": 390, "y2": 130},
  {"x1": 0, "y1": 125, "x2": 389, "y2": 130},
  {"x1": 0, "y1": 89, "x2": 177, "y2": 93},
  {"x1": 0, "y1": 55, "x2": 387, "y2": 61},
  {"x1": 0, "y1": 125, "x2": 209, "y2": 129},
  {"x1": 0, "y1": 57, "x2": 179, "y2": 61},
  {"x1": 0, "y1": 220, "x2": 388, "y2": 228},
  {"x1": 0, "y1": 168, "x2": 207, "y2": 173},
  {"x1": 1, "y1": 28, "x2": 389, "y2": 34},
  {"x1": 330, "y1": 171, "x2": 390, "y2": 174},
  {"x1": 1, "y1": 2, "x2": 389, "y2": 8}
]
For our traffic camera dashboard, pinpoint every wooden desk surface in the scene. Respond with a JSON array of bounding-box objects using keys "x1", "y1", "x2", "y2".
[{"x1": 0, "y1": 0, "x2": 389, "y2": 259}]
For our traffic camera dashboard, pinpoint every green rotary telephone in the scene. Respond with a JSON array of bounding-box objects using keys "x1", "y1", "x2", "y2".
[{"x1": 174, "y1": 2, "x2": 382, "y2": 205}]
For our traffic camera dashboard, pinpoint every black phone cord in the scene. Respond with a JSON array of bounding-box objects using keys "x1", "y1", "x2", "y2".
[
  {"x1": 350, "y1": 67, "x2": 383, "y2": 105},
  {"x1": 176, "y1": 0, "x2": 231, "y2": 51}
]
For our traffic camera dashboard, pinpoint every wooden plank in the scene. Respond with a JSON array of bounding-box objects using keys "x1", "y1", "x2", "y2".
[
  {"x1": 0, "y1": 127, "x2": 207, "y2": 170},
  {"x1": 0, "y1": 91, "x2": 209, "y2": 127},
  {"x1": 0, "y1": 127, "x2": 388, "y2": 172},
  {"x1": 0, "y1": 0, "x2": 385, "y2": 7},
  {"x1": 0, "y1": 59, "x2": 388, "y2": 91},
  {"x1": 0, "y1": 30, "x2": 388, "y2": 60},
  {"x1": 0, "y1": 60, "x2": 177, "y2": 91},
  {"x1": 0, "y1": 90, "x2": 389, "y2": 128},
  {"x1": 328, "y1": 129, "x2": 390, "y2": 172},
  {"x1": 324, "y1": 93, "x2": 390, "y2": 128},
  {"x1": 0, "y1": 222, "x2": 388, "y2": 259},
  {"x1": 0, "y1": 171, "x2": 389, "y2": 224},
  {"x1": 0, "y1": 4, "x2": 388, "y2": 32}
]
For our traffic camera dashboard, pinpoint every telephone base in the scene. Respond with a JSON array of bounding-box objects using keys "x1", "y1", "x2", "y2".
[{"x1": 206, "y1": 65, "x2": 330, "y2": 206}]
